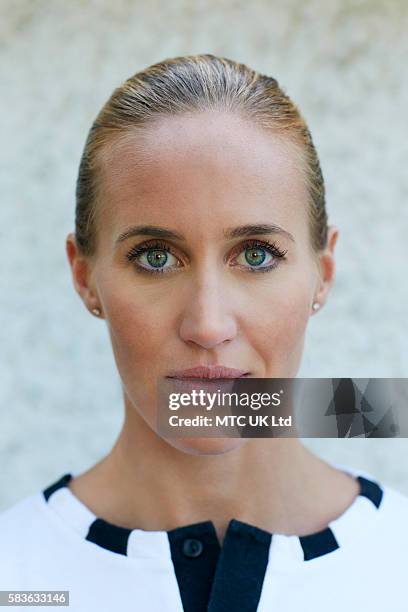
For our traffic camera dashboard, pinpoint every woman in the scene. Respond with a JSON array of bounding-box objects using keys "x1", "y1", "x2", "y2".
[{"x1": 1, "y1": 54, "x2": 407, "y2": 611}]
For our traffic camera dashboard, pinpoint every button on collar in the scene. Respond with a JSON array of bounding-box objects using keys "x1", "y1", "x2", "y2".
[{"x1": 182, "y1": 537, "x2": 204, "y2": 558}]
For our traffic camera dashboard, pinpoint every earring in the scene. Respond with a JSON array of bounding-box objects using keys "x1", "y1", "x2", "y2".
[
  {"x1": 312, "y1": 302, "x2": 320, "y2": 311},
  {"x1": 91, "y1": 307, "x2": 102, "y2": 317}
]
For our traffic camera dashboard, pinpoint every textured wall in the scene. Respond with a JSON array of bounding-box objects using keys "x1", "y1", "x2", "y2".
[{"x1": 1, "y1": 0, "x2": 407, "y2": 509}]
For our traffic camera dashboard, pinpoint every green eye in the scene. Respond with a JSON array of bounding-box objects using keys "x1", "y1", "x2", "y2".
[
  {"x1": 127, "y1": 238, "x2": 287, "y2": 277},
  {"x1": 126, "y1": 241, "x2": 181, "y2": 275},
  {"x1": 146, "y1": 249, "x2": 169, "y2": 268},
  {"x1": 244, "y1": 247, "x2": 267, "y2": 266},
  {"x1": 140, "y1": 248, "x2": 179, "y2": 271},
  {"x1": 232, "y1": 239, "x2": 288, "y2": 271},
  {"x1": 236, "y1": 246, "x2": 273, "y2": 268}
]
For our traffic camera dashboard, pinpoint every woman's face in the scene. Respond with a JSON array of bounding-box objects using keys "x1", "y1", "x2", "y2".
[{"x1": 68, "y1": 110, "x2": 336, "y2": 455}]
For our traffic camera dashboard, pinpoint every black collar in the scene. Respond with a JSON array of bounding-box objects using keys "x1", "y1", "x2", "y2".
[{"x1": 43, "y1": 472, "x2": 383, "y2": 612}]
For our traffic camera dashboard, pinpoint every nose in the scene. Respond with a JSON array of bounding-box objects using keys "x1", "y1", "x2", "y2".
[{"x1": 178, "y1": 273, "x2": 238, "y2": 350}]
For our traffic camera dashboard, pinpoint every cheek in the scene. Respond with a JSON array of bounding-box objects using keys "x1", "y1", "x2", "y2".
[
  {"x1": 101, "y1": 279, "x2": 174, "y2": 380},
  {"x1": 243, "y1": 273, "x2": 313, "y2": 374},
  {"x1": 104, "y1": 284, "x2": 175, "y2": 432}
]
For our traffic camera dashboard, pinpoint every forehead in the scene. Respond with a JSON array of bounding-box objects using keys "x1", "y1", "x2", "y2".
[{"x1": 96, "y1": 110, "x2": 309, "y2": 243}]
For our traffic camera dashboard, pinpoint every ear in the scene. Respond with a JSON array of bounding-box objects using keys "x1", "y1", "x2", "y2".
[
  {"x1": 65, "y1": 232, "x2": 102, "y2": 316},
  {"x1": 311, "y1": 225, "x2": 339, "y2": 314}
]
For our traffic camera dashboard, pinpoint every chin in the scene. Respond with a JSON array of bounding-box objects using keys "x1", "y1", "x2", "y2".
[{"x1": 164, "y1": 436, "x2": 248, "y2": 456}]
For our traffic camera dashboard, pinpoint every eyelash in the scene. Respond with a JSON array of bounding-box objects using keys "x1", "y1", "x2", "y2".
[{"x1": 125, "y1": 238, "x2": 288, "y2": 276}]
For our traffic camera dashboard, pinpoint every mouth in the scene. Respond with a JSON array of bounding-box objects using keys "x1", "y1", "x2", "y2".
[{"x1": 166, "y1": 365, "x2": 250, "y2": 380}]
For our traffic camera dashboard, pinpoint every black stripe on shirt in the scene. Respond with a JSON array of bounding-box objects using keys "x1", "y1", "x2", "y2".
[
  {"x1": 43, "y1": 472, "x2": 132, "y2": 556},
  {"x1": 299, "y1": 527, "x2": 340, "y2": 561},
  {"x1": 168, "y1": 521, "x2": 221, "y2": 612},
  {"x1": 86, "y1": 518, "x2": 132, "y2": 556},
  {"x1": 298, "y1": 473, "x2": 384, "y2": 561},
  {"x1": 207, "y1": 519, "x2": 272, "y2": 612},
  {"x1": 43, "y1": 473, "x2": 73, "y2": 501},
  {"x1": 357, "y1": 475, "x2": 383, "y2": 508}
]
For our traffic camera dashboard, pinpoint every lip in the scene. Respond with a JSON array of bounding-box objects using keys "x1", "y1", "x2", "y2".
[{"x1": 166, "y1": 365, "x2": 250, "y2": 379}]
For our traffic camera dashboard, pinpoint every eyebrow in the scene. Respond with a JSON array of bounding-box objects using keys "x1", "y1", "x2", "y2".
[{"x1": 115, "y1": 223, "x2": 295, "y2": 245}]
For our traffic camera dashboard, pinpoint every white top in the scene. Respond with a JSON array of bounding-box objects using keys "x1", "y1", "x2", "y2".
[{"x1": 1, "y1": 462, "x2": 408, "y2": 611}]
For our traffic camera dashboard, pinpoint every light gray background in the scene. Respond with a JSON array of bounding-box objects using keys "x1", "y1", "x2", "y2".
[{"x1": 1, "y1": 0, "x2": 407, "y2": 510}]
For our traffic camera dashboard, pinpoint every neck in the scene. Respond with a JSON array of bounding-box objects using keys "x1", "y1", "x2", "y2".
[{"x1": 69, "y1": 397, "x2": 360, "y2": 544}]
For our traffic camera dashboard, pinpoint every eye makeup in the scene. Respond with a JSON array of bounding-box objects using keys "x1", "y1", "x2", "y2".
[{"x1": 125, "y1": 238, "x2": 288, "y2": 276}]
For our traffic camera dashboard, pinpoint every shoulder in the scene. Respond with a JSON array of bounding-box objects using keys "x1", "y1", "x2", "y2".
[
  {"x1": 0, "y1": 491, "x2": 70, "y2": 588},
  {"x1": 334, "y1": 463, "x2": 408, "y2": 557},
  {"x1": 0, "y1": 492, "x2": 47, "y2": 548},
  {"x1": 336, "y1": 462, "x2": 408, "y2": 522},
  {"x1": 0, "y1": 492, "x2": 44, "y2": 525},
  {"x1": 378, "y1": 482, "x2": 408, "y2": 527},
  {"x1": 359, "y1": 479, "x2": 408, "y2": 564}
]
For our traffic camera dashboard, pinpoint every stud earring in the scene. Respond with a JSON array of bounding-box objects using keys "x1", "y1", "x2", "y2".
[
  {"x1": 91, "y1": 307, "x2": 102, "y2": 317},
  {"x1": 312, "y1": 302, "x2": 320, "y2": 311}
]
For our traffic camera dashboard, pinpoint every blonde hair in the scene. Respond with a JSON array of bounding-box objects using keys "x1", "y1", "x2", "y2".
[{"x1": 75, "y1": 54, "x2": 327, "y2": 257}]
